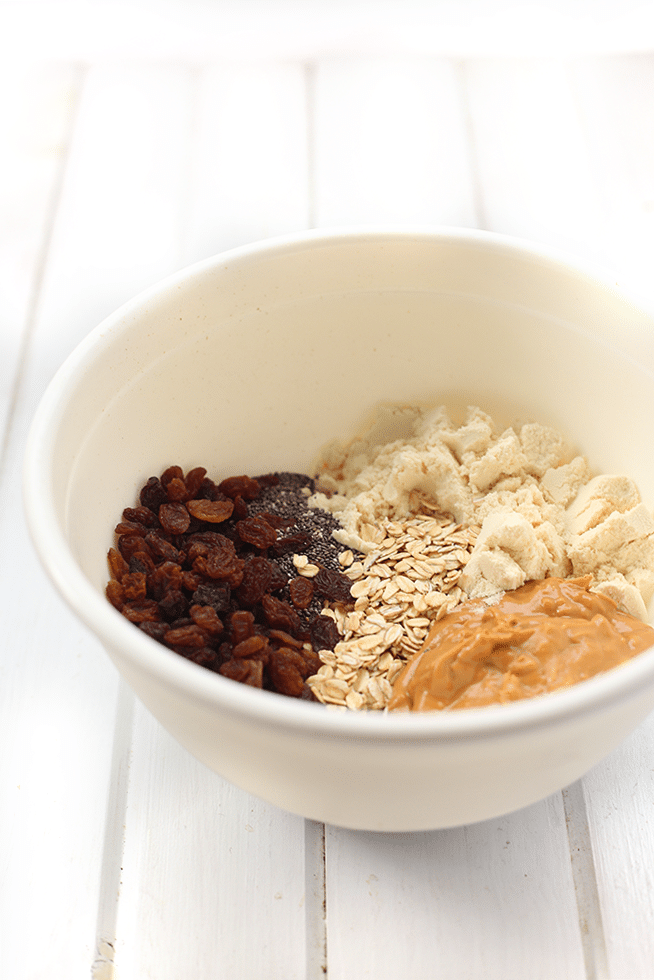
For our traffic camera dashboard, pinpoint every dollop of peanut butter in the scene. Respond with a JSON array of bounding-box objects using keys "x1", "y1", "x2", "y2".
[{"x1": 387, "y1": 576, "x2": 654, "y2": 711}]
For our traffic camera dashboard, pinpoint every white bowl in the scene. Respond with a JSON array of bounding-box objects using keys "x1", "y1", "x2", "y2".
[{"x1": 24, "y1": 227, "x2": 654, "y2": 831}]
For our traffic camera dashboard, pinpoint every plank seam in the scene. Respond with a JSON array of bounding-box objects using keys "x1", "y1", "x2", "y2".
[
  {"x1": 305, "y1": 819, "x2": 328, "y2": 978},
  {"x1": 562, "y1": 781, "x2": 610, "y2": 980},
  {"x1": 91, "y1": 681, "x2": 135, "y2": 980}
]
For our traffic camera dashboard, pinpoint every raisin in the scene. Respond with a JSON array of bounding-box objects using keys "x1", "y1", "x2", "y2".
[
  {"x1": 114, "y1": 520, "x2": 148, "y2": 537},
  {"x1": 129, "y1": 552, "x2": 155, "y2": 576},
  {"x1": 159, "y1": 502, "x2": 191, "y2": 535},
  {"x1": 164, "y1": 624, "x2": 207, "y2": 647},
  {"x1": 181, "y1": 570, "x2": 201, "y2": 592},
  {"x1": 268, "y1": 561, "x2": 288, "y2": 592},
  {"x1": 260, "y1": 594, "x2": 302, "y2": 633},
  {"x1": 106, "y1": 580, "x2": 125, "y2": 609},
  {"x1": 187, "y1": 530, "x2": 234, "y2": 551},
  {"x1": 144, "y1": 532, "x2": 180, "y2": 563},
  {"x1": 158, "y1": 590, "x2": 188, "y2": 621},
  {"x1": 273, "y1": 531, "x2": 312, "y2": 555},
  {"x1": 218, "y1": 475, "x2": 261, "y2": 500},
  {"x1": 229, "y1": 610, "x2": 255, "y2": 644},
  {"x1": 232, "y1": 635, "x2": 267, "y2": 659},
  {"x1": 232, "y1": 495, "x2": 249, "y2": 520},
  {"x1": 122, "y1": 571, "x2": 147, "y2": 601},
  {"x1": 219, "y1": 659, "x2": 263, "y2": 687},
  {"x1": 302, "y1": 651, "x2": 323, "y2": 676},
  {"x1": 242, "y1": 659, "x2": 264, "y2": 687},
  {"x1": 268, "y1": 629, "x2": 305, "y2": 649},
  {"x1": 268, "y1": 650, "x2": 304, "y2": 697},
  {"x1": 149, "y1": 561, "x2": 183, "y2": 600},
  {"x1": 140, "y1": 476, "x2": 167, "y2": 512},
  {"x1": 185, "y1": 540, "x2": 211, "y2": 564},
  {"x1": 158, "y1": 503, "x2": 188, "y2": 535},
  {"x1": 272, "y1": 646, "x2": 313, "y2": 678},
  {"x1": 236, "y1": 516, "x2": 277, "y2": 550},
  {"x1": 186, "y1": 498, "x2": 234, "y2": 523},
  {"x1": 256, "y1": 510, "x2": 290, "y2": 530},
  {"x1": 312, "y1": 567, "x2": 353, "y2": 604},
  {"x1": 192, "y1": 582, "x2": 231, "y2": 614},
  {"x1": 183, "y1": 647, "x2": 221, "y2": 669},
  {"x1": 195, "y1": 477, "x2": 223, "y2": 501},
  {"x1": 194, "y1": 549, "x2": 244, "y2": 584},
  {"x1": 184, "y1": 466, "x2": 207, "y2": 497},
  {"x1": 289, "y1": 576, "x2": 314, "y2": 609},
  {"x1": 189, "y1": 604, "x2": 223, "y2": 635},
  {"x1": 225, "y1": 562, "x2": 246, "y2": 590},
  {"x1": 161, "y1": 465, "x2": 184, "y2": 487},
  {"x1": 235, "y1": 556, "x2": 273, "y2": 605},
  {"x1": 122, "y1": 600, "x2": 161, "y2": 623},
  {"x1": 166, "y1": 477, "x2": 189, "y2": 502},
  {"x1": 168, "y1": 616, "x2": 194, "y2": 630},
  {"x1": 138, "y1": 620, "x2": 169, "y2": 643},
  {"x1": 309, "y1": 614, "x2": 341, "y2": 651},
  {"x1": 108, "y1": 547, "x2": 129, "y2": 582},
  {"x1": 217, "y1": 640, "x2": 234, "y2": 661},
  {"x1": 118, "y1": 534, "x2": 152, "y2": 561},
  {"x1": 122, "y1": 506, "x2": 159, "y2": 528},
  {"x1": 255, "y1": 473, "x2": 280, "y2": 487}
]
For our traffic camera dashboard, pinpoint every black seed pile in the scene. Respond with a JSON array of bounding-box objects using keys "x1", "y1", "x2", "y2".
[
  {"x1": 250, "y1": 472, "x2": 345, "y2": 570},
  {"x1": 250, "y1": 472, "x2": 357, "y2": 619}
]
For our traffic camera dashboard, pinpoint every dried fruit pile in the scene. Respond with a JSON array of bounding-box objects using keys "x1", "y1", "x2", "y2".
[{"x1": 106, "y1": 466, "x2": 356, "y2": 698}]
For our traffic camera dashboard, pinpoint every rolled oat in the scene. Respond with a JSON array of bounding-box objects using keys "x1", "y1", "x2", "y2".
[{"x1": 306, "y1": 513, "x2": 479, "y2": 709}]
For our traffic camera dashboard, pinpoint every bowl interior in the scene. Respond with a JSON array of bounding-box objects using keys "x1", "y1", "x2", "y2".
[{"x1": 50, "y1": 232, "x2": 654, "y2": 608}]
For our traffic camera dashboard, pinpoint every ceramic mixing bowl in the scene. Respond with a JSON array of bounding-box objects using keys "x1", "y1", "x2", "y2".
[{"x1": 24, "y1": 227, "x2": 654, "y2": 830}]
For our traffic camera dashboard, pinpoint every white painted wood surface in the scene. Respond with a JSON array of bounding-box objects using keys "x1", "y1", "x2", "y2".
[{"x1": 3, "y1": 9, "x2": 654, "y2": 978}]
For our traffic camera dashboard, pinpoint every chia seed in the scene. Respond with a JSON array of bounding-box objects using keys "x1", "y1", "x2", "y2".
[
  {"x1": 250, "y1": 472, "x2": 360, "y2": 619},
  {"x1": 250, "y1": 472, "x2": 350, "y2": 575}
]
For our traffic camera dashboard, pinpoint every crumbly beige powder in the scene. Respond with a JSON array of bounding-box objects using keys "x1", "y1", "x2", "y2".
[{"x1": 310, "y1": 408, "x2": 654, "y2": 708}]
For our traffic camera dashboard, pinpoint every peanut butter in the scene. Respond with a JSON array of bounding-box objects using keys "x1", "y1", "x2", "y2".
[{"x1": 387, "y1": 576, "x2": 654, "y2": 711}]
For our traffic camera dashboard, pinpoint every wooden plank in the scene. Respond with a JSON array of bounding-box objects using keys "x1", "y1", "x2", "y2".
[
  {"x1": 580, "y1": 719, "x2": 654, "y2": 980},
  {"x1": 570, "y1": 53, "x2": 654, "y2": 309},
  {"x1": 0, "y1": 544, "x2": 121, "y2": 980},
  {"x1": 0, "y1": 62, "x2": 79, "y2": 450},
  {"x1": 463, "y1": 54, "x2": 654, "y2": 364},
  {"x1": 32, "y1": 62, "x2": 195, "y2": 358},
  {"x1": 112, "y1": 703, "x2": 309, "y2": 980},
  {"x1": 463, "y1": 57, "x2": 607, "y2": 262},
  {"x1": 324, "y1": 795, "x2": 586, "y2": 979},
  {"x1": 313, "y1": 57, "x2": 477, "y2": 227},
  {"x1": 185, "y1": 62, "x2": 309, "y2": 263}
]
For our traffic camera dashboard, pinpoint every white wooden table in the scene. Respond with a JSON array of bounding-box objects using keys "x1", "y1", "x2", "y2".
[{"x1": 3, "y1": 5, "x2": 654, "y2": 978}]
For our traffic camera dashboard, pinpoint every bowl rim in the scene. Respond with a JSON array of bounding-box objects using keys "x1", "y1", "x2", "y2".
[{"x1": 23, "y1": 224, "x2": 654, "y2": 743}]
